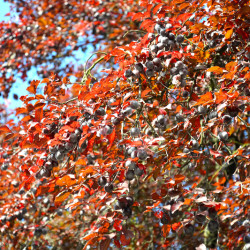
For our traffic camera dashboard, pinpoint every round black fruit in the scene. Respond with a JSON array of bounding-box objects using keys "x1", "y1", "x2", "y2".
[
  {"x1": 98, "y1": 176, "x2": 107, "y2": 187},
  {"x1": 104, "y1": 183, "x2": 114, "y2": 193},
  {"x1": 126, "y1": 170, "x2": 135, "y2": 181}
]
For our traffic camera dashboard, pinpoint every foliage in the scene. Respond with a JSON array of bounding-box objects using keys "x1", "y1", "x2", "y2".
[{"x1": 0, "y1": 0, "x2": 249, "y2": 249}]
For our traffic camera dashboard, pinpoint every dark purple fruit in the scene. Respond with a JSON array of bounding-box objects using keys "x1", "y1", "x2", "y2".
[
  {"x1": 195, "y1": 214, "x2": 206, "y2": 223},
  {"x1": 170, "y1": 67, "x2": 178, "y2": 75},
  {"x1": 124, "y1": 69, "x2": 133, "y2": 78},
  {"x1": 175, "y1": 113, "x2": 184, "y2": 122},
  {"x1": 2, "y1": 153, "x2": 9, "y2": 159},
  {"x1": 98, "y1": 176, "x2": 107, "y2": 187},
  {"x1": 130, "y1": 127, "x2": 140, "y2": 137},
  {"x1": 168, "y1": 32, "x2": 175, "y2": 40},
  {"x1": 1, "y1": 163, "x2": 9, "y2": 171},
  {"x1": 104, "y1": 183, "x2": 114, "y2": 193},
  {"x1": 130, "y1": 100, "x2": 139, "y2": 109},
  {"x1": 182, "y1": 90, "x2": 189, "y2": 98},
  {"x1": 150, "y1": 44, "x2": 158, "y2": 53},
  {"x1": 197, "y1": 105, "x2": 207, "y2": 115},
  {"x1": 145, "y1": 61, "x2": 154, "y2": 70},
  {"x1": 134, "y1": 166, "x2": 144, "y2": 176},
  {"x1": 134, "y1": 63, "x2": 144, "y2": 72},
  {"x1": 222, "y1": 115, "x2": 232, "y2": 124},
  {"x1": 87, "y1": 154, "x2": 96, "y2": 165},
  {"x1": 208, "y1": 207, "x2": 217, "y2": 219},
  {"x1": 123, "y1": 206, "x2": 132, "y2": 217},
  {"x1": 227, "y1": 106, "x2": 239, "y2": 117},
  {"x1": 57, "y1": 209, "x2": 63, "y2": 216},
  {"x1": 209, "y1": 111, "x2": 218, "y2": 120},
  {"x1": 208, "y1": 220, "x2": 219, "y2": 232},
  {"x1": 183, "y1": 224, "x2": 195, "y2": 235},
  {"x1": 156, "y1": 42, "x2": 165, "y2": 50},
  {"x1": 118, "y1": 197, "x2": 128, "y2": 209},
  {"x1": 126, "y1": 170, "x2": 135, "y2": 180},
  {"x1": 244, "y1": 234, "x2": 250, "y2": 243},
  {"x1": 65, "y1": 142, "x2": 75, "y2": 151},
  {"x1": 34, "y1": 227, "x2": 43, "y2": 236},
  {"x1": 95, "y1": 107, "x2": 105, "y2": 116},
  {"x1": 126, "y1": 196, "x2": 134, "y2": 207},
  {"x1": 218, "y1": 131, "x2": 228, "y2": 141},
  {"x1": 176, "y1": 34, "x2": 184, "y2": 43},
  {"x1": 55, "y1": 151, "x2": 64, "y2": 161},
  {"x1": 161, "y1": 216, "x2": 169, "y2": 225},
  {"x1": 137, "y1": 149, "x2": 147, "y2": 160}
]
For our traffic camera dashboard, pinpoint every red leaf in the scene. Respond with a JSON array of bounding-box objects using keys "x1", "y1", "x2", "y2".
[
  {"x1": 120, "y1": 234, "x2": 131, "y2": 246},
  {"x1": 107, "y1": 128, "x2": 116, "y2": 150},
  {"x1": 140, "y1": 19, "x2": 155, "y2": 32},
  {"x1": 210, "y1": 149, "x2": 223, "y2": 158},
  {"x1": 100, "y1": 238, "x2": 111, "y2": 250},
  {"x1": 0, "y1": 125, "x2": 11, "y2": 135},
  {"x1": 114, "y1": 219, "x2": 122, "y2": 231},
  {"x1": 35, "y1": 108, "x2": 43, "y2": 122},
  {"x1": 176, "y1": 13, "x2": 192, "y2": 23},
  {"x1": 153, "y1": 4, "x2": 164, "y2": 14},
  {"x1": 162, "y1": 225, "x2": 171, "y2": 237},
  {"x1": 172, "y1": 222, "x2": 181, "y2": 231}
]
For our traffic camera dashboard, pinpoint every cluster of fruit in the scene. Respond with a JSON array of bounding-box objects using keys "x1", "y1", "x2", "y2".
[{"x1": 114, "y1": 196, "x2": 134, "y2": 218}]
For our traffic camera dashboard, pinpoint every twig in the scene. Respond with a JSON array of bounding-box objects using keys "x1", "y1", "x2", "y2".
[
  {"x1": 123, "y1": 30, "x2": 147, "y2": 38},
  {"x1": 237, "y1": 115, "x2": 250, "y2": 129}
]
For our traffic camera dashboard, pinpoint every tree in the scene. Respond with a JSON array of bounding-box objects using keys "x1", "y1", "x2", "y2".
[{"x1": 0, "y1": 0, "x2": 249, "y2": 249}]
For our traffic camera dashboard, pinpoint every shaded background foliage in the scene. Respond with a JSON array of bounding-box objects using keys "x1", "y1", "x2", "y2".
[{"x1": 0, "y1": 0, "x2": 249, "y2": 249}]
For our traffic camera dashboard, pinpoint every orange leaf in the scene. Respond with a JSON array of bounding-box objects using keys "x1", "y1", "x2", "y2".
[
  {"x1": 26, "y1": 80, "x2": 40, "y2": 94},
  {"x1": 56, "y1": 175, "x2": 77, "y2": 187},
  {"x1": 0, "y1": 125, "x2": 11, "y2": 135},
  {"x1": 215, "y1": 89, "x2": 227, "y2": 104},
  {"x1": 130, "y1": 140, "x2": 143, "y2": 147},
  {"x1": 225, "y1": 61, "x2": 237, "y2": 72},
  {"x1": 83, "y1": 232, "x2": 99, "y2": 241},
  {"x1": 192, "y1": 92, "x2": 213, "y2": 106},
  {"x1": 172, "y1": 222, "x2": 181, "y2": 231},
  {"x1": 141, "y1": 88, "x2": 151, "y2": 98},
  {"x1": 55, "y1": 191, "x2": 71, "y2": 203},
  {"x1": 161, "y1": 225, "x2": 171, "y2": 237},
  {"x1": 174, "y1": 174, "x2": 185, "y2": 184},
  {"x1": 225, "y1": 29, "x2": 233, "y2": 40},
  {"x1": 144, "y1": 200, "x2": 161, "y2": 213},
  {"x1": 41, "y1": 78, "x2": 50, "y2": 84},
  {"x1": 207, "y1": 66, "x2": 223, "y2": 74},
  {"x1": 16, "y1": 107, "x2": 27, "y2": 115},
  {"x1": 75, "y1": 158, "x2": 86, "y2": 165}
]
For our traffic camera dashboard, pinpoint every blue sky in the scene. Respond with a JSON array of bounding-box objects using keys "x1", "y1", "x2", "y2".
[
  {"x1": 0, "y1": 0, "x2": 36, "y2": 113},
  {"x1": 0, "y1": 0, "x2": 92, "y2": 119}
]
